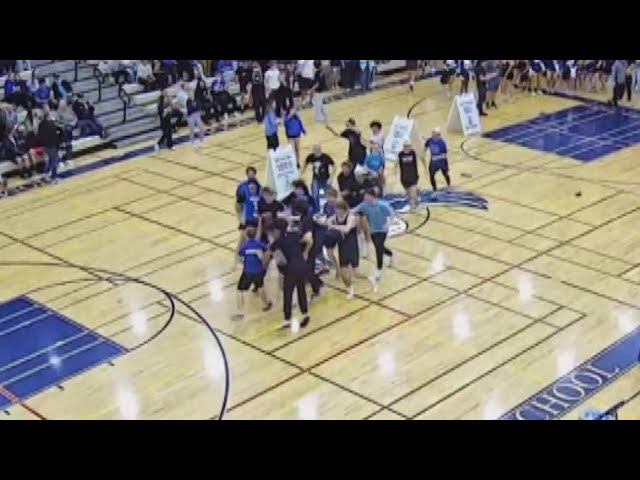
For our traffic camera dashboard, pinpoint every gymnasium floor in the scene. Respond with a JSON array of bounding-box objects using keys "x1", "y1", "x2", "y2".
[{"x1": 1, "y1": 73, "x2": 640, "y2": 420}]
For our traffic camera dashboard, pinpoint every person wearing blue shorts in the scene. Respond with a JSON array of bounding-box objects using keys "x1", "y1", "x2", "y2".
[{"x1": 424, "y1": 127, "x2": 450, "y2": 191}]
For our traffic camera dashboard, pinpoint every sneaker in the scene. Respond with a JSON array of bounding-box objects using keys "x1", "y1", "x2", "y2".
[
  {"x1": 300, "y1": 315, "x2": 310, "y2": 328},
  {"x1": 346, "y1": 286, "x2": 355, "y2": 299},
  {"x1": 51, "y1": 178, "x2": 59, "y2": 185},
  {"x1": 368, "y1": 275, "x2": 379, "y2": 293},
  {"x1": 280, "y1": 320, "x2": 292, "y2": 329},
  {"x1": 387, "y1": 254, "x2": 395, "y2": 268},
  {"x1": 310, "y1": 286, "x2": 324, "y2": 303}
]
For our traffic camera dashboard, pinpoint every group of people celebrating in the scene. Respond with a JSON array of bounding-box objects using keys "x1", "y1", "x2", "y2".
[{"x1": 233, "y1": 113, "x2": 452, "y2": 329}]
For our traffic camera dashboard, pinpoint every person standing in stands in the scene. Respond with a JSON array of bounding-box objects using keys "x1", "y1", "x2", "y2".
[
  {"x1": 275, "y1": 75, "x2": 294, "y2": 118},
  {"x1": 34, "y1": 78, "x2": 52, "y2": 108},
  {"x1": 264, "y1": 61, "x2": 281, "y2": 102},
  {"x1": 264, "y1": 98, "x2": 279, "y2": 151},
  {"x1": 474, "y1": 60, "x2": 488, "y2": 117},
  {"x1": 297, "y1": 60, "x2": 316, "y2": 106},
  {"x1": 236, "y1": 60, "x2": 253, "y2": 113},
  {"x1": 251, "y1": 61, "x2": 267, "y2": 122},
  {"x1": 284, "y1": 108, "x2": 306, "y2": 167},
  {"x1": 155, "y1": 90, "x2": 174, "y2": 151}
]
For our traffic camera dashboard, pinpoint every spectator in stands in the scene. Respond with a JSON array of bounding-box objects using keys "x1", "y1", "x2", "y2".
[
  {"x1": 330, "y1": 60, "x2": 342, "y2": 89},
  {"x1": 311, "y1": 61, "x2": 329, "y2": 123},
  {"x1": 35, "y1": 78, "x2": 52, "y2": 108},
  {"x1": 152, "y1": 60, "x2": 168, "y2": 89},
  {"x1": 264, "y1": 98, "x2": 279, "y2": 151},
  {"x1": 137, "y1": 60, "x2": 156, "y2": 92},
  {"x1": 236, "y1": 60, "x2": 253, "y2": 112},
  {"x1": 161, "y1": 60, "x2": 178, "y2": 86},
  {"x1": 195, "y1": 77, "x2": 214, "y2": 124},
  {"x1": 186, "y1": 88, "x2": 205, "y2": 147},
  {"x1": 217, "y1": 60, "x2": 236, "y2": 83},
  {"x1": 37, "y1": 112, "x2": 61, "y2": 184},
  {"x1": 210, "y1": 71, "x2": 241, "y2": 124},
  {"x1": 155, "y1": 90, "x2": 175, "y2": 151},
  {"x1": 3, "y1": 73, "x2": 18, "y2": 104},
  {"x1": 274, "y1": 74, "x2": 294, "y2": 118},
  {"x1": 119, "y1": 60, "x2": 137, "y2": 84},
  {"x1": 71, "y1": 94, "x2": 107, "y2": 138},
  {"x1": 341, "y1": 60, "x2": 358, "y2": 90},
  {"x1": 51, "y1": 73, "x2": 73, "y2": 103},
  {"x1": 251, "y1": 61, "x2": 267, "y2": 123},
  {"x1": 55, "y1": 99, "x2": 77, "y2": 165},
  {"x1": 264, "y1": 61, "x2": 281, "y2": 99}
]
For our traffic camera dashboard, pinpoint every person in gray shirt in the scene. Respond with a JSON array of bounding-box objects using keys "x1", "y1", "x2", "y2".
[{"x1": 609, "y1": 60, "x2": 627, "y2": 107}]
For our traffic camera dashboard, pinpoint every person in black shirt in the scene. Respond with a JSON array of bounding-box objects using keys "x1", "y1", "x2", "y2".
[
  {"x1": 474, "y1": 60, "x2": 488, "y2": 117},
  {"x1": 296, "y1": 198, "x2": 324, "y2": 300},
  {"x1": 236, "y1": 61, "x2": 253, "y2": 112},
  {"x1": 397, "y1": 140, "x2": 425, "y2": 210},
  {"x1": 155, "y1": 90, "x2": 174, "y2": 150},
  {"x1": 250, "y1": 61, "x2": 267, "y2": 123},
  {"x1": 339, "y1": 118, "x2": 367, "y2": 167},
  {"x1": 263, "y1": 217, "x2": 311, "y2": 329},
  {"x1": 302, "y1": 144, "x2": 335, "y2": 211},
  {"x1": 337, "y1": 162, "x2": 361, "y2": 208},
  {"x1": 257, "y1": 186, "x2": 284, "y2": 242}
]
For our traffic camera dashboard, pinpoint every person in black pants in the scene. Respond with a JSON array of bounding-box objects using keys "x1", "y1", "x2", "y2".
[
  {"x1": 296, "y1": 199, "x2": 324, "y2": 299},
  {"x1": 155, "y1": 90, "x2": 174, "y2": 150},
  {"x1": 625, "y1": 61, "x2": 635, "y2": 102},
  {"x1": 264, "y1": 218, "x2": 311, "y2": 329},
  {"x1": 275, "y1": 80, "x2": 294, "y2": 117},
  {"x1": 474, "y1": 60, "x2": 488, "y2": 117},
  {"x1": 250, "y1": 61, "x2": 267, "y2": 123}
]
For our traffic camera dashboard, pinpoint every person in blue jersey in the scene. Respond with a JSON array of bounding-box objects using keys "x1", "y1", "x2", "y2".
[
  {"x1": 424, "y1": 127, "x2": 451, "y2": 191},
  {"x1": 235, "y1": 167, "x2": 261, "y2": 252},
  {"x1": 355, "y1": 142, "x2": 385, "y2": 190},
  {"x1": 284, "y1": 108, "x2": 306, "y2": 168},
  {"x1": 352, "y1": 188, "x2": 395, "y2": 292},
  {"x1": 34, "y1": 78, "x2": 52, "y2": 108},
  {"x1": 264, "y1": 98, "x2": 279, "y2": 151},
  {"x1": 458, "y1": 60, "x2": 472, "y2": 94},
  {"x1": 327, "y1": 199, "x2": 359, "y2": 298},
  {"x1": 235, "y1": 226, "x2": 273, "y2": 319}
]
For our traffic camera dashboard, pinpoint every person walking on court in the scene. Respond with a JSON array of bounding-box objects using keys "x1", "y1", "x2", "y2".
[
  {"x1": 251, "y1": 61, "x2": 267, "y2": 122},
  {"x1": 186, "y1": 88, "x2": 205, "y2": 147},
  {"x1": 474, "y1": 60, "x2": 488, "y2": 117},
  {"x1": 424, "y1": 127, "x2": 451, "y2": 192},
  {"x1": 263, "y1": 217, "x2": 311, "y2": 329},
  {"x1": 264, "y1": 99, "x2": 280, "y2": 151},
  {"x1": 155, "y1": 90, "x2": 174, "y2": 151},
  {"x1": 327, "y1": 200, "x2": 360, "y2": 299},
  {"x1": 609, "y1": 60, "x2": 627, "y2": 107},
  {"x1": 235, "y1": 226, "x2": 273, "y2": 320},
  {"x1": 352, "y1": 188, "x2": 395, "y2": 292}
]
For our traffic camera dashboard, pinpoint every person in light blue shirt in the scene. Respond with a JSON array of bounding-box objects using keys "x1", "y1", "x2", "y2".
[
  {"x1": 352, "y1": 188, "x2": 395, "y2": 291},
  {"x1": 264, "y1": 99, "x2": 279, "y2": 151}
]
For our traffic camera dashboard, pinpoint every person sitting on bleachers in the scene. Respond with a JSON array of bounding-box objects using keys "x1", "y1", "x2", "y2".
[
  {"x1": 34, "y1": 78, "x2": 52, "y2": 108},
  {"x1": 71, "y1": 93, "x2": 107, "y2": 138},
  {"x1": 210, "y1": 70, "x2": 241, "y2": 124},
  {"x1": 160, "y1": 60, "x2": 178, "y2": 87},
  {"x1": 137, "y1": 60, "x2": 156, "y2": 92},
  {"x1": 54, "y1": 99, "x2": 77, "y2": 164},
  {"x1": 3, "y1": 72, "x2": 18, "y2": 103},
  {"x1": 51, "y1": 73, "x2": 73, "y2": 103}
]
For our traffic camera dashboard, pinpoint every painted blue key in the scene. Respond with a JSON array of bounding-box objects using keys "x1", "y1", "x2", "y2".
[
  {"x1": 0, "y1": 332, "x2": 101, "y2": 385},
  {"x1": 0, "y1": 392, "x2": 9, "y2": 409},
  {"x1": 6, "y1": 342, "x2": 124, "y2": 400},
  {"x1": 0, "y1": 316, "x2": 83, "y2": 366},
  {"x1": 0, "y1": 297, "x2": 35, "y2": 320},
  {"x1": 0, "y1": 308, "x2": 51, "y2": 335}
]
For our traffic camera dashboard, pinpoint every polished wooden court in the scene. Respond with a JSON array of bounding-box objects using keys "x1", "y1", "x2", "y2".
[{"x1": 1, "y1": 72, "x2": 640, "y2": 420}]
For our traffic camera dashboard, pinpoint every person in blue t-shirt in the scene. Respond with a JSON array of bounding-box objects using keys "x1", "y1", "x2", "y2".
[
  {"x1": 355, "y1": 143, "x2": 385, "y2": 193},
  {"x1": 313, "y1": 187, "x2": 338, "y2": 276},
  {"x1": 235, "y1": 167, "x2": 262, "y2": 263},
  {"x1": 424, "y1": 127, "x2": 451, "y2": 191},
  {"x1": 235, "y1": 226, "x2": 273, "y2": 319},
  {"x1": 284, "y1": 108, "x2": 306, "y2": 167},
  {"x1": 352, "y1": 188, "x2": 395, "y2": 292}
]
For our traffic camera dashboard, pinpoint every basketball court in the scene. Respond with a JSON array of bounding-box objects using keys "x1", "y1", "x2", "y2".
[{"x1": 1, "y1": 71, "x2": 640, "y2": 420}]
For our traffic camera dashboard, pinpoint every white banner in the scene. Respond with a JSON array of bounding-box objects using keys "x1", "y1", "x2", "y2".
[
  {"x1": 447, "y1": 93, "x2": 481, "y2": 136},
  {"x1": 383, "y1": 115, "x2": 416, "y2": 162},
  {"x1": 266, "y1": 144, "x2": 299, "y2": 200}
]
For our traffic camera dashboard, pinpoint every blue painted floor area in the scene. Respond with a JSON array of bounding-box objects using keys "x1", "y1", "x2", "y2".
[
  {"x1": 484, "y1": 103, "x2": 640, "y2": 162},
  {"x1": 501, "y1": 327, "x2": 640, "y2": 420},
  {"x1": 0, "y1": 296, "x2": 127, "y2": 410}
]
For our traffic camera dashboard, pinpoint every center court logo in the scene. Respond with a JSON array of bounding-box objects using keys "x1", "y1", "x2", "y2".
[{"x1": 384, "y1": 188, "x2": 489, "y2": 237}]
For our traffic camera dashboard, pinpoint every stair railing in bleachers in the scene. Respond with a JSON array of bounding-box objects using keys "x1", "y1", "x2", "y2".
[
  {"x1": 92, "y1": 65, "x2": 105, "y2": 102},
  {"x1": 74, "y1": 60, "x2": 81, "y2": 82},
  {"x1": 117, "y1": 81, "x2": 131, "y2": 124}
]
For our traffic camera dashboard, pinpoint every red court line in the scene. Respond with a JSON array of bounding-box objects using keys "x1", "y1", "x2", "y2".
[{"x1": 0, "y1": 385, "x2": 47, "y2": 420}]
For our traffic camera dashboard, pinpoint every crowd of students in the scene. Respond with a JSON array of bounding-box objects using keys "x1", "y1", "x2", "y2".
[{"x1": 1, "y1": 64, "x2": 108, "y2": 189}]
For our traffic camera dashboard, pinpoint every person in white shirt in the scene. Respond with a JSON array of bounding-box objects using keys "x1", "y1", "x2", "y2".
[
  {"x1": 137, "y1": 60, "x2": 156, "y2": 91},
  {"x1": 297, "y1": 60, "x2": 315, "y2": 106},
  {"x1": 264, "y1": 61, "x2": 281, "y2": 99}
]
